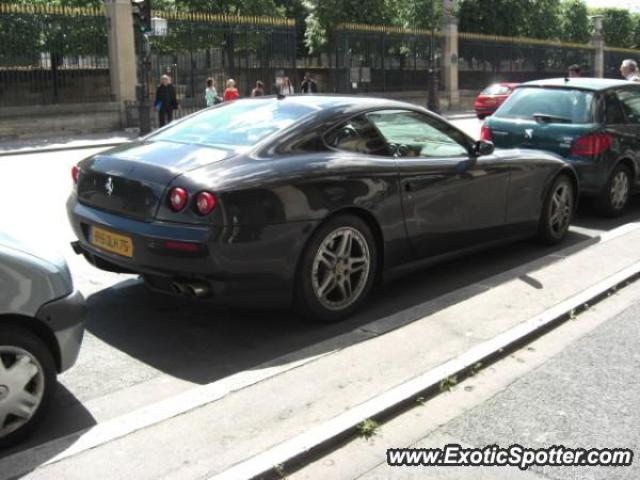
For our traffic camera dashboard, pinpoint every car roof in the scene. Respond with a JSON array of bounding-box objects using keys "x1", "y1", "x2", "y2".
[
  {"x1": 229, "y1": 94, "x2": 425, "y2": 113},
  {"x1": 518, "y1": 77, "x2": 635, "y2": 91}
]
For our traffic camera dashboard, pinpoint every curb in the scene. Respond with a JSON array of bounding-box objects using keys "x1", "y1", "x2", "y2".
[
  {"x1": 0, "y1": 141, "x2": 129, "y2": 158},
  {"x1": 210, "y1": 261, "x2": 640, "y2": 480}
]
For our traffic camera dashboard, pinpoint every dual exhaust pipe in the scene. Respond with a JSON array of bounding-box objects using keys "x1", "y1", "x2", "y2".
[{"x1": 171, "y1": 281, "x2": 211, "y2": 298}]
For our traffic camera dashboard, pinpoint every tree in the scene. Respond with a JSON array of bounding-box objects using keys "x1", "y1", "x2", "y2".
[
  {"x1": 304, "y1": 0, "x2": 390, "y2": 52},
  {"x1": 591, "y1": 8, "x2": 634, "y2": 48},
  {"x1": 632, "y1": 13, "x2": 640, "y2": 48},
  {"x1": 523, "y1": 0, "x2": 562, "y2": 40},
  {"x1": 458, "y1": 0, "x2": 529, "y2": 37},
  {"x1": 559, "y1": 0, "x2": 591, "y2": 44}
]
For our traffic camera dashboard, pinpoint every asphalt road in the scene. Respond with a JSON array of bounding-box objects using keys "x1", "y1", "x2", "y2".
[{"x1": 1, "y1": 117, "x2": 639, "y2": 462}]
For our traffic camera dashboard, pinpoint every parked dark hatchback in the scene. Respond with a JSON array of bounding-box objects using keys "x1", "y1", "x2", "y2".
[{"x1": 482, "y1": 78, "x2": 640, "y2": 216}]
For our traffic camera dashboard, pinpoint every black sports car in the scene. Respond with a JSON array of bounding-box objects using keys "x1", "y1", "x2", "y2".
[{"x1": 68, "y1": 96, "x2": 577, "y2": 322}]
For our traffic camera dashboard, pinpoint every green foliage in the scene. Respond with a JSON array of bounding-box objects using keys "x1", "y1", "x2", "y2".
[
  {"x1": 523, "y1": 0, "x2": 562, "y2": 40},
  {"x1": 591, "y1": 7, "x2": 634, "y2": 48},
  {"x1": 459, "y1": 0, "x2": 529, "y2": 37},
  {"x1": 560, "y1": 0, "x2": 591, "y2": 44},
  {"x1": 357, "y1": 418, "x2": 380, "y2": 439},
  {"x1": 631, "y1": 13, "x2": 640, "y2": 48}
]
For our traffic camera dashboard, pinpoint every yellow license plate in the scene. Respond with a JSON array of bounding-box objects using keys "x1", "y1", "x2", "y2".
[{"x1": 90, "y1": 226, "x2": 134, "y2": 258}]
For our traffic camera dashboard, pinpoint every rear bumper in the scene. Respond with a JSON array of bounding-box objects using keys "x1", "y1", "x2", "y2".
[
  {"x1": 67, "y1": 195, "x2": 316, "y2": 308},
  {"x1": 565, "y1": 159, "x2": 610, "y2": 195},
  {"x1": 36, "y1": 290, "x2": 86, "y2": 372}
]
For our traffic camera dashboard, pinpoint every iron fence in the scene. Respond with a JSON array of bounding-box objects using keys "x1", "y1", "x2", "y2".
[
  {"x1": 604, "y1": 47, "x2": 640, "y2": 79},
  {"x1": 458, "y1": 32, "x2": 595, "y2": 91},
  {"x1": 0, "y1": 3, "x2": 111, "y2": 106},
  {"x1": 146, "y1": 10, "x2": 296, "y2": 109},
  {"x1": 332, "y1": 23, "x2": 443, "y2": 94}
]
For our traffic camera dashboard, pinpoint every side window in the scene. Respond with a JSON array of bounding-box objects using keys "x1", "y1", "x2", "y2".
[
  {"x1": 604, "y1": 92, "x2": 625, "y2": 124},
  {"x1": 617, "y1": 89, "x2": 640, "y2": 124},
  {"x1": 324, "y1": 116, "x2": 390, "y2": 156},
  {"x1": 366, "y1": 110, "x2": 469, "y2": 158}
]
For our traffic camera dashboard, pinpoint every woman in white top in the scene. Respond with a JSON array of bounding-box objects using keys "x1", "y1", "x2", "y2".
[
  {"x1": 205, "y1": 77, "x2": 218, "y2": 107},
  {"x1": 280, "y1": 77, "x2": 295, "y2": 95}
]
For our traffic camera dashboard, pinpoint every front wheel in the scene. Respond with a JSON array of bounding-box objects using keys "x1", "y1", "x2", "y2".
[
  {"x1": 295, "y1": 215, "x2": 377, "y2": 323},
  {"x1": 0, "y1": 325, "x2": 56, "y2": 448},
  {"x1": 537, "y1": 174, "x2": 575, "y2": 245},
  {"x1": 595, "y1": 164, "x2": 631, "y2": 217}
]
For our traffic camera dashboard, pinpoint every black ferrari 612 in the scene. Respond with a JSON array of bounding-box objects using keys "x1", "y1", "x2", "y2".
[{"x1": 68, "y1": 95, "x2": 577, "y2": 321}]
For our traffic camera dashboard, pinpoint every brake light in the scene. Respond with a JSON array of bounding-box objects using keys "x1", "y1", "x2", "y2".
[
  {"x1": 480, "y1": 123, "x2": 492, "y2": 141},
  {"x1": 71, "y1": 165, "x2": 80, "y2": 185},
  {"x1": 570, "y1": 133, "x2": 613, "y2": 156},
  {"x1": 195, "y1": 192, "x2": 217, "y2": 216},
  {"x1": 169, "y1": 187, "x2": 188, "y2": 212}
]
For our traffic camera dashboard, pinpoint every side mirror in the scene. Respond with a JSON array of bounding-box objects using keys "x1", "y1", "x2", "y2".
[{"x1": 474, "y1": 140, "x2": 494, "y2": 156}]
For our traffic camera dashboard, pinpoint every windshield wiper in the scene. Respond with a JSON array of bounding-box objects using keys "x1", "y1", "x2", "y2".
[{"x1": 533, "y1": 113, "x2": 572, "y2": 124}]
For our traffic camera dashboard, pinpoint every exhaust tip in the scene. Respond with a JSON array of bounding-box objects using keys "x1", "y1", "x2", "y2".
[
  {"x1": 171, "y1": 282, "x2": 187, "y2": 296},
  {"x1": 186, "y1": 283, "x2": 210, "y2": 298}
]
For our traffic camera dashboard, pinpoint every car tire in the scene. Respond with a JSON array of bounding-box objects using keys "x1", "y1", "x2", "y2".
[
  {"x1": 0, "y1": 324, "x2": 56, "y2": 448},
  {"x1": 537, "y1": 174, "x2": 575, "y2": 245},
  {"x1": 295, "y1": 214, "x2": 378, "y2": 323},
  {"x1": 595, "y1": 164, "x2": 632, "y2": 217},
  {"x1": 476, "y1": 113, "x2": 486, "y2": 120}
]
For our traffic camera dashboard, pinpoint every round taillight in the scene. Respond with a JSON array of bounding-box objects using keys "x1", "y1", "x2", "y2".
[
  {"x1": 169, "y1": 187, "x2": 188, "y2": 212},
  {"x1": 71, "y1": 165, "x2": 80, "y2": 185},
  {"x1": 196, "y1": 192, "x2": 217, "y2": 216}
]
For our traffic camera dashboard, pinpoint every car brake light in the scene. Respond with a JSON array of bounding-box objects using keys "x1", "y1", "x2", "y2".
[
  {"x1": 169, "y1": 187, "x2": 188, "y2": 212},
  {"x1": 570, "y1": 133, "x2": 613, "y2": 156},
  {"x1": 195, "y1": 192, "x2": 217, "y2": 216},
  {"x1": 480, "y1": 123, "x2": 492, "y2": 141},
  {"x1": 71, "y1": 165, "x2": 80, "y2": 185}
]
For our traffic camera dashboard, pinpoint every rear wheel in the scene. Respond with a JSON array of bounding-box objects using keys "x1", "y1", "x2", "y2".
[
  {"x1": 295, "y1": 215, "x2": 377, "y2": 323},
  {"x1": 537, "y1": 174, "x2": 575, "y2": 245},
  {"x1": 595, "y1": 164, "x2": 631, "y2": 217},
  {"x1": 476, "y1": 113, "x2": 487, "y2": 120},
  {"x1": 0, "y1": 325, "x2": 56, "y2": 448}
]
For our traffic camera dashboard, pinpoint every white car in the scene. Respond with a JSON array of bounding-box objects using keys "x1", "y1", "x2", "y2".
[{"x1": 0, "y1": 232, "x2": 86, "y2": 447}]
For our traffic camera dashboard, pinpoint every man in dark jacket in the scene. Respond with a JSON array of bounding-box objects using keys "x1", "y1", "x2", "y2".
[
  {"x1": 301, "y1": 72, "x2": 318, "y2": 94},
  {"x1": 155, "y1": 75, "x2": 178, "y2": 127}
]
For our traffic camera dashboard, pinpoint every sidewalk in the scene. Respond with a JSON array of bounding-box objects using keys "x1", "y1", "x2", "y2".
[
  {"x1": 3, "y1": 224, "x2": 640, "y2": 480},
  {"x1": 0, "y1": 130, "x2": 138, "y2": 157},
  {"x1": 293, "y1": 279, "x2": 640, "y2": 480}
]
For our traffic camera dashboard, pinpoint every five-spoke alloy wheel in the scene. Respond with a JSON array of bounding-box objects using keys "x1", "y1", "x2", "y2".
[{"x1": 297, "y1": 215, "x2": 377, "y2": 322}]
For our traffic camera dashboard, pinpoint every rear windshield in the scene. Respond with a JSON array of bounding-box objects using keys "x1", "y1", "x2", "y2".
[
  {"x1": 149, "y1": 99, "x2": 317, "y2": 148},
  {"x1": 495, "y1": 87, "x2": 594, "y2": 124},
  {"x1": 481, "y1": 84, "x2": 511, "y2": 95}
]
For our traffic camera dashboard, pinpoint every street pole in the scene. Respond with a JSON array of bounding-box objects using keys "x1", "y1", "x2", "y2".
[
  {"x1": 137, "y1": 32, "x2": 152, "y2": 135},
  {"x1": 427, "y1": 0, "x2": 440, "y2": 113}
]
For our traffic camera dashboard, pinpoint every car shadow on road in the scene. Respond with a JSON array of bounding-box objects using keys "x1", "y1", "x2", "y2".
[{"x1": 85, "y1": 231, "x2": 605, "y2": 388}]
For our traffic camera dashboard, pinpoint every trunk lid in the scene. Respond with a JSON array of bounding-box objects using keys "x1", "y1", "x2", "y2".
[
  {"x1": 76, "y1": 140, "x2": 235, "y2": 220},
  {"x1": 486, "y1": 117, "x2": 597, "y2": 158}
]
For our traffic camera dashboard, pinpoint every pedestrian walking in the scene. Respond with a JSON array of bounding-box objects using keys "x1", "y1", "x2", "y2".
[
  {"x1": 155, "y1": 74, "x2": 178, "y2": 128},
  {"x1": 205, "y1": 77, "x2": 220, "y2": 107},
  {"x1": 301, "y1": 72, "x2": 318, "y2": 93},
  {"x1": 567, "y1": 64, "x2": 581, "y2": 78},
  {"x1": 620, "y1": 59, "x2": 640, "y2": 82},
  {"x1": 251, "y1": 80, "x2": 265, "y2": 97},
  {"x1": 223, "y1": 79, "x2": 240, "y2": 102}
]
